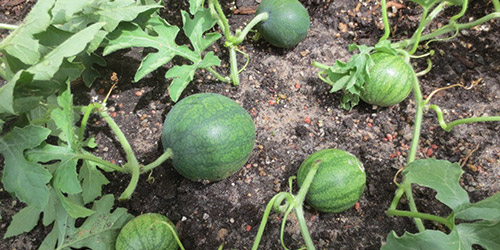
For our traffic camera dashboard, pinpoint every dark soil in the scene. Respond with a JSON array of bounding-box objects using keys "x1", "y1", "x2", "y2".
[{"x1": 1, "y1": 0, "x2": 499, "y2": 249}]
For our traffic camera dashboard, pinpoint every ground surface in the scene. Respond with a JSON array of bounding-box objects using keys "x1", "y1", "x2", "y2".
[{"x1": 1, "y1": 0, "x2": 499, "y2": 249}]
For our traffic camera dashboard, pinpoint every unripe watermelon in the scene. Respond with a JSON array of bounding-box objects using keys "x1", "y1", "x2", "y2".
[
  {"x1": 115, "y1": 213, "x2": 178, "y2": 250},
  {"x1": 297, "y1": 149, "x2": 366, "y2": 213},
  {"x1": 360, "y1": 52, "x2": 415, "y2": 107},
  {"x1": 162, "y1": 93, "x2": 255, "y2": 181},
  {"x1": 256, "y1": 0, "x2": 310, "y2": 48}
]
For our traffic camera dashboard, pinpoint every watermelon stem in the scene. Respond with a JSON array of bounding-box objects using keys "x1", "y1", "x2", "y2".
[
  {"x1": 378, "y1": 0, "x2": 391, "y2": 42},
  {"x1": 154, "y1": 221, "x2": 186, "y2": 250},
  {"x1": 252, "y1": 192, "x2": 292, "y2": 250},
  {"x1": 386, "y1": 209, "x2": 454, "y2": 230},
  {"x1": 252, "y1": 161, "x2": 321, "y2": 250},
  {"x1": 387, "y1": 72, "x2": 426, "y2": 232},
  {"x1": 140, "y1": 148, "x2": 173, "y2": 174}
]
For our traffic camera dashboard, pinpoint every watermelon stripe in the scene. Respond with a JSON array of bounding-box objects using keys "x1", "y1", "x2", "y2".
[
  {"x1": 116, "y1": 213, "x2": 178, "y2": 250},
  {"x1": 162, "y1": 93, "x2": 255, "y2": 181},
  {"x1": 361, "y1": 53, "x2": 414, "y2": 107},
  {"x1": 297, "y1": 149, "x2": 366, "y2": 213}
]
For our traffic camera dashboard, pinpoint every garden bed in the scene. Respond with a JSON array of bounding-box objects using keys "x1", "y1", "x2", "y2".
[{"x1": 1, "y1": 0, "x2": 499, "y2": 249}]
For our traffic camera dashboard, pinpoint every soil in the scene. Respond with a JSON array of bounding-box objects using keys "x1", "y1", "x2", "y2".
[{"x1": 1, "y1": 0, "x2": 499, "y2": 249}]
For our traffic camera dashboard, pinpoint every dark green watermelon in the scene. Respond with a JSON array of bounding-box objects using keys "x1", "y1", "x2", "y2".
[
  {"x1": 162, "y1": 93, "x2": 255, "y2": 181},
  {"x1": 256, "y1": 0, "x2": 310, "y2": 48}
]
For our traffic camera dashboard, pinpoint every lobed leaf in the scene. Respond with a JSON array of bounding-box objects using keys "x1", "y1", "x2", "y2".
[
  {"x1": 79, "y1": 161, "x2": 110, "y2": 205},
  {"x1": 104, "y1": 16, "x2": 197, "y2": 81},
  {"x1": 189, "y1": 0, "x2": 205, "y2": 14},
  {"x1": 181, "y1": 9, "x2": 221, "y2": 52},
  {"x1": 167, "y1": 51, "x2": 221, "y2": 101},
  {"x1": 27, "y1": 22, "x2": 105, "y2": 81},
  {"x1": 316, "y1": 44, "x2": 373, "y2": 110},
  {"x1": 104, "y1": 7, "x2": 220, "y2": 101},
  {"x1": 40, "y1": 195, "x2": 133, "y2": 250},
  {"x1": 0, "y1": 0, "x2": 55, "y2": 65},
  {"x1": 403, "y1": 159, "x2": 470, "y2": 211},
  {"x1": 382, "y1": 230, "x2": 460, "y2": 250},
  {"x1": 455, "y1": 192, "x2": 500, "y2": 221},
  {"x1": 3, "y1": 205, "x2": 42, "y2": 239},
  {"x1": 0, "y1": 125, "x2": 52, "y2": 209},
  {"x1": 456, "y1": 221, "x2": 500, "y2": 250}
]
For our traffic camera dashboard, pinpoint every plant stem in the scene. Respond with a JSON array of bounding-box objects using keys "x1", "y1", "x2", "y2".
[
  {"x1": 393, "y1": 12, "x2": 500, "y2": 49},
  {"x1": 96, "y1": 104, "x2": 141, "y2": 201},
  {"x1": 229, "y1": 46, "x2": 240, "y2": 85},
  {"x1": 78, "y1": 104, "x2": 95, "y2": 145},
  {"x1": 450, "y1": 0, "x2": 468, "y2": 23},
  {"x1": 408, "y1": 2, "x2": 447, "y2": 54},
  {"x1": 387, "y1": 72, "x2": 426, "y2": 231},
  {"x1": 0, "y1": 23, "x2": 18, "y2": 30},
  {"x1": 229, "y1": 12, "x2": 269, "y2": 45},
  {"x1": 140, "y1": 148, "x2": 173, "y2": 173},
  {"x1": 252, "y1": 193, "x2": 288, "y2": 250},
  {"x1": 386, "y1": 209, "x2": 454, "y2": 230},
  {"x1": 206, "y1": 67, "x2": 230, "y2": 83},
  {"x1": 311, "y1": 61, "x2": 330, "y2": 71},
  {"x1": 493, "y1": 0, "x2": 500, "y2": 12},
  {"x1": 76, "y1": 153, "x2": 125, "y2": 173},
  {"x1": 292, "y1": 160, "x2": 321, "y2": 250},
  {"x1": 428, "y1": 104, "x2": 500, "y2": 132},
  {"x1": 210, "y1": 0, "x2": 231, "y2": 37},
  {"x1": 379, "y1": 0, "x2": 391, "y2": 41},
  {"x1": 407, "y1": 74, "x2": 424, "y2": 163}
]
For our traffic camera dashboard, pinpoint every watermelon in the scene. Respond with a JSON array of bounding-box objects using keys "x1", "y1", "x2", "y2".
[
  {"x1": 256, "y1": 0, "x2": 310, "y2": 48},
  {"x1": 115, "y1": 213, "x2": 178, "y2": 250},
  {"x1": 297, "y1": 149, "x2": 366, "y2": 213},
  {"x1": 161, "y1": 93, "x2": 255, "y2": 181},
  {"x1": 360, "y1": 52, "x2": 415, "y2": 107}
]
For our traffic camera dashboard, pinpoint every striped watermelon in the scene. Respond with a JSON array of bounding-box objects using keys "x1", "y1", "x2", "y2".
[
  {"x1": 115, "y1": 213, "x2": 178, "y2": 250},
  {"x1": 297, "y1": 149, "x2": 366, "y2": 213},
  {"x1": 360, "y1": 52, "x2": 415, "y2": 107},
  {"x1": 162, "y1": 93, "x2": 255, "y2": 181}
]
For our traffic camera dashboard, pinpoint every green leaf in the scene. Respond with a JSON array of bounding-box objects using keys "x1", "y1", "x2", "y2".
[
  {"x1": 382, "y1": 230, "x2": 460, "y2": 250},
  {"x1": 455, "y1": 192, "x2": 500, "y2": 221},
  {"x1": 79, "y1": 160, "x2": 110, "y2": 205},
  {"x1": 456, "y1": 221, "x2": 500, "y2": 250},
  {"x1": 73, "y1": 52, "x2": 106, "y2": 87},
  {"x1": 50, "y1": 0, "x2": 93, "y2": 24},
  {"x1": 51, "y1": 89, "x2": 78, "y2": 146},
  {"x1": 313, "y1": 44, "x2": 373, "y2": 110},
  {"x1": 181, "y1": 9, "x2": 221, "y2": 52},
  {"x1": 41, "y1": 195, "x2": 133, "y2": 250},
  {"x1": 189, "y1": 0, "x2": 205, "y2": 14},
  {"x1": 104, "y1": 16, "x2": 198, "y2": 81},
  {"x1": 105, "y1": 8, "x2": 220, "y2": 101},
  {"x1": 3, "y1": 205, "x2": 42, "y2": 239},
  {"x1": 56, "y1": 191, "x2": 95, "y2": 218},
  {"x1": 27, "y1": 22, "x2": 105, "y2": 81},
  {"x1": 0, "y1": 71, "x2": 33, "y2": 116},
  {"x1": 0, "y1": 125, "x2": 52, "y2": 209},
  {"x1": 0, "y1": 0, "x2": 55, "y2": 65},
  {"x1": 27, "y1": 144, "x2": 82, "y2": 195},
  {"x1": 15, "y1": 60, "x2": 84, "y2": 101},
  {"x1": 167, "y1": 51, "x2": 221, "y2": 101},
  {"x1": 404, "y1": 159, "x2": 470, "y2": 211},
  {"x1": 54, "y1": 0, "x2": 162, "y2": 33}
]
